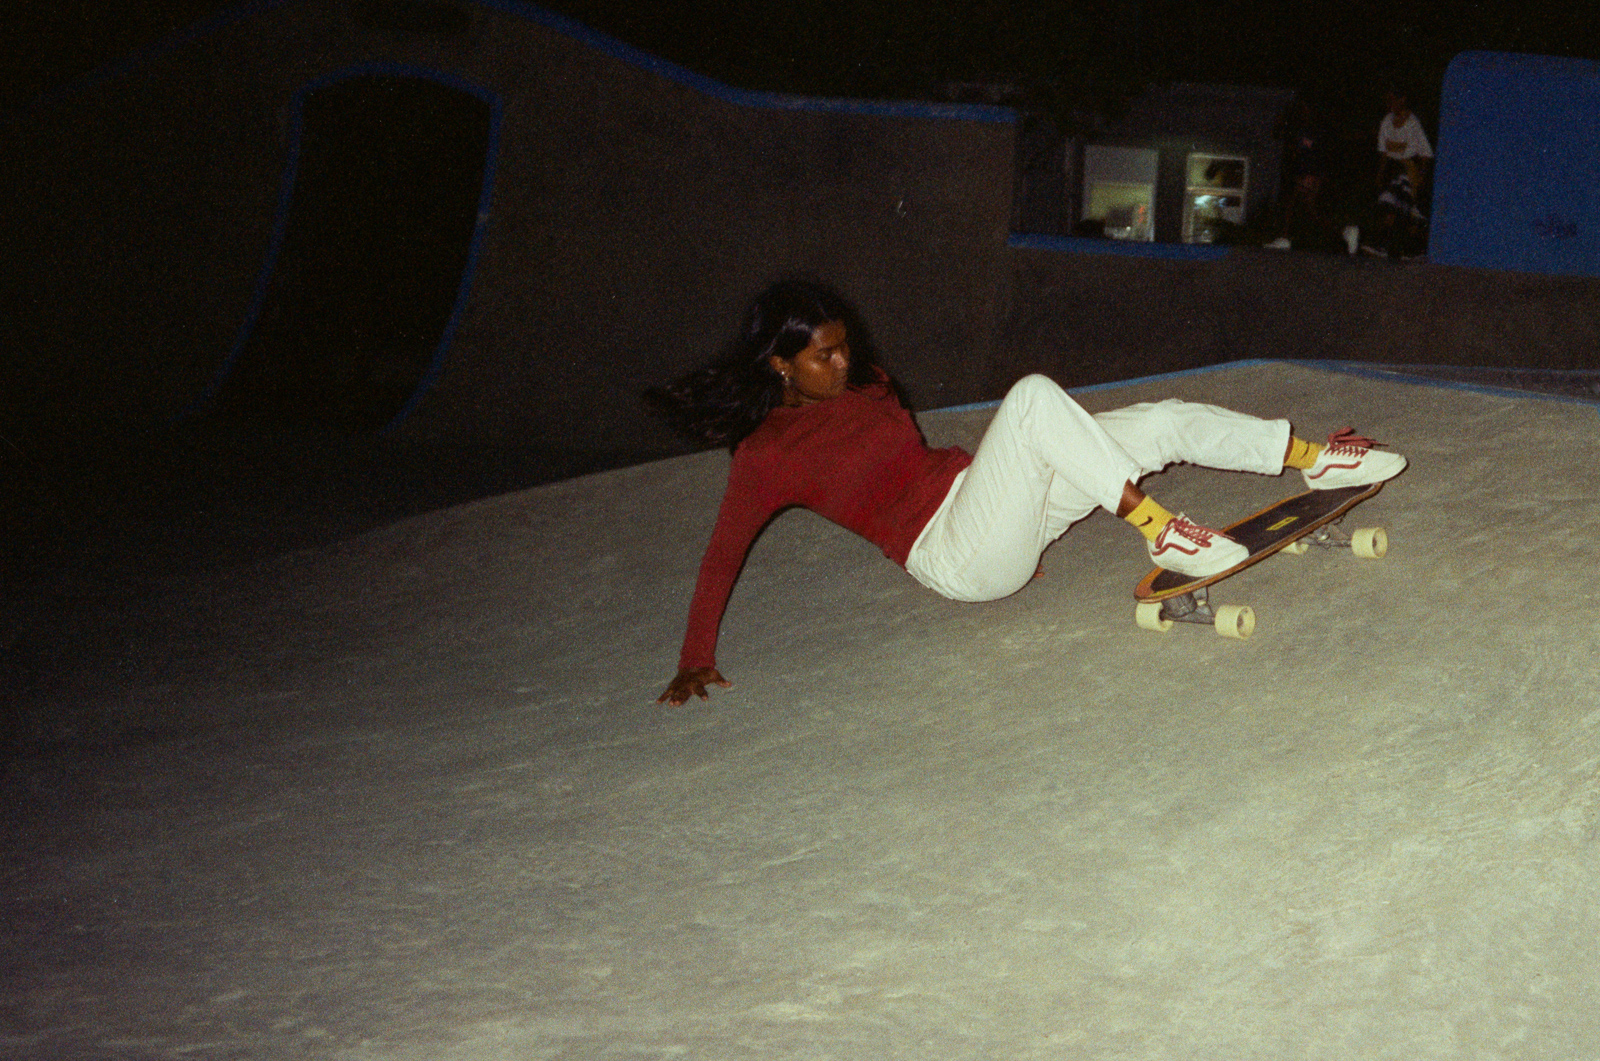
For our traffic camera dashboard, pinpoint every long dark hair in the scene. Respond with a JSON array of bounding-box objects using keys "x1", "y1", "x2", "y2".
[{"x1": 647, "y1": 279, "x2": 891, "y2": 450}]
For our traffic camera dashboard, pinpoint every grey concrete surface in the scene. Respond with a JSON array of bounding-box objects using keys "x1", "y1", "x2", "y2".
[{"x1": 3, "y1": 363, "x2": 1598, "y2": 1059}]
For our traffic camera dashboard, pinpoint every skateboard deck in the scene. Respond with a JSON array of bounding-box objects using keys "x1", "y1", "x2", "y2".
[{"x1": 1133, "y1": 482, "x2": 1388, "y2": 638}]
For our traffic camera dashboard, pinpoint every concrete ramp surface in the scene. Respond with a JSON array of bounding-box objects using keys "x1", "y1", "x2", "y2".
[{"x1": 4, "y1": 363, "x2": 1597, "y2": 1059}]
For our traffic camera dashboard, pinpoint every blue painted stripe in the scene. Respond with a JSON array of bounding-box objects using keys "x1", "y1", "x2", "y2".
[
  {"x1": 928, "y1": 359, "x2": 1600, "y2": 416},
  {"x1": 12, "y1": 0, "x2": 1014, "y2": 127},
  {"x1": 480, "y1": 0, "x2": 1015, "y2": 123},
  {"x1": 928, "y1": 361, "x2": 1278, "y2": 413},
  {"x1": 377, "y1": 68, "x2": 504, "y2": 434},
  {"x1": 181, "y1": 65, "x2": 312, "y2": 418},
  {"x1": 1297, "y1": 360, "x2": 1600, "y2": 411},
  {"x1": 1063, "y1": 360, "x2": 1278, "y2": 394},
  {"x1": 1008, "y1": 233, "x2": 1233, "y2": 262},
  {"x1": 930, "y1": 399, "x2": 1002, "y2": 413}
]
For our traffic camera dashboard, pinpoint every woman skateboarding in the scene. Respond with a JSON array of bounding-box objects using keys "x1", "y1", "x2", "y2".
[{"x1": 651, "y1": 280, "x2": 1406, "y2": 705}]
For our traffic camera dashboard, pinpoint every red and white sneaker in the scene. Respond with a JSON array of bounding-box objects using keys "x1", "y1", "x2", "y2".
[
  {"x1": 1303, "y1": 428, "x2": 1408, "y2": 489},
  {"x1": 1148, "y1": 515, "x2": 1249, "y2": 578}
]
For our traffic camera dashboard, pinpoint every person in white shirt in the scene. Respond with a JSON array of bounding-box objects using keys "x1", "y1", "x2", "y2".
[
  {"x1": 1378, "y1": 90, "x2": 1433, "y2": 185},
  {"x1": 1365, "y1": 90, "x2": 1433, "y2": 258}
]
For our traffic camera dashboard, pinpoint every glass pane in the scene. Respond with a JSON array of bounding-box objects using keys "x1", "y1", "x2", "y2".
[
  {"x1": 1187, "y1": 155, "x2": 1246, "y2": 191},
  {"x1": 1085, "y1": 182, "x2": 1154, "y2": 240},
  {"x1": 1082, "y1": 146, "x2": 1159, "y2": 241},
  {"x1": 1184, "y1": 193, "x2": 1244, "y2": 243}
]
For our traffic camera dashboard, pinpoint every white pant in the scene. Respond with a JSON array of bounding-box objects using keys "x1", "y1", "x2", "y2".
[{"x1": 905, "y1": 374, "x2": 1290, "y2": 602}]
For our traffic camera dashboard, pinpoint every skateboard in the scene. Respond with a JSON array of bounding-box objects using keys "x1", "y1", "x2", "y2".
[{"x1": 1132, "y1": 482, "x2": 1388, "y2": 639}]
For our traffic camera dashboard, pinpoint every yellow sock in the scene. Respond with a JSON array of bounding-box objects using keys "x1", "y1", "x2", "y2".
[
  {"x1": 1284, "y1": 436, "x2": 1324, "y2": 470},
  {"x1": 1124, "y1": 496, "x2": 1176, "y2": 542}
]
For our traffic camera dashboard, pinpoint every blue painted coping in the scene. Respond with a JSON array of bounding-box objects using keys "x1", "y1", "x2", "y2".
[
  {"x1": 930, "y1": 359, "x2": 1600, "y2": 418},
  {"x1": 1008, "y1": 234, "x2": 1232, "y2": 262},
  {"x1": 13, "y1": 0, "x2": 1016, "y2": 126},
  {"x1": 486, "y1": 0, "x2": 1017, "y2": 123},
  {"x1": 1294, "y1": 360, "x2": 1600, "y2": 414}
]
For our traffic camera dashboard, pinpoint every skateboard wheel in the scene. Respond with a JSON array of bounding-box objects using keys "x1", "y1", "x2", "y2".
[
  {"x1": 1352, "y1": 527, "x2": 1387, "y2": 559},
  {"x1": 1283, "y1": 540, "x2": 1310, "y2": 555},
  {"x1": 1214, "y1": 604, "x2": 1255, "y2": 640},
  {"x1": 1135, "y1": 601, "x2": 1173, "y2": 632}
]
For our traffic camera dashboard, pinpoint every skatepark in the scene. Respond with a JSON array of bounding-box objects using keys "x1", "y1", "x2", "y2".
[
  {"x1": 4, "y1": 360, "x2": 1597, "y2": 1059},
  {"x1": 5, "y1": 3, "x2": 1600, "y2": 1056}
]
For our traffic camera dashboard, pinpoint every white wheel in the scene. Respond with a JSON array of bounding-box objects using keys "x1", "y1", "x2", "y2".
[
  {"x1": 1352, "y1": 527, "x2": 1387, "y2": 559},
  {"x1": 1282, "y1": 540, "x2": 1310, "y2": 555},
  {"x1": 1135, "y1": 601, "x2": 1173, "y2": 632},
  {"x1": 1214, "y1": 604, "x2": 1256, "y2": 640}
]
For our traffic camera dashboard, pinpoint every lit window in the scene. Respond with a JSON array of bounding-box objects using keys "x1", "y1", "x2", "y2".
[
  {"x1": 1184, "y1": 154, "x2": 1248, "y2": 243},
  {"x1": 1082, "y1": 146, "x2": 1158, "y2": 242}
]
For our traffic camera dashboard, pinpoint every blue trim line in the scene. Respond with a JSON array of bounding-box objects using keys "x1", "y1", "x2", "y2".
[
  {"x1": 930, "y1": 399, "x2": 1002, "y2": 414},
  {"x1": 184, "y1": 63, "x2": 504, "y2": 433},
  {"x1": 929, "y1": 360, "x2": 1277, "y2": 413},
  {"x1": 366, "y1": 66, "x2": 503, "y2": 434},
  {"x1": 1064, "y1": 360, "x2": 1278, "y2": 394},
  {"x1": 13, "y1": 0, "x2": 1014, "y2": 127},
  {"x1": 1297, "y1": 360, "x2": 1600, "y2": 411},
  {"x1": 928, "y1": 359, "x2": 1600, "y2": 416},
  {"x1": 182, "y1": 74, "x2": 311, "y2": 419},
  {"x1": 479, "y1": 0, "x2": 1015, "y2": 123},
  {"x1": 1009, "y1": 233, "x2": 1232, "y2": 262}
]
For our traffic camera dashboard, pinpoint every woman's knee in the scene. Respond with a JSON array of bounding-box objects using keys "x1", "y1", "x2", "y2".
[
  {"x1": 1000, "y1": 374, "x2": 1082, "y2": 424},
  {"x1": 1009, "y1": 374, "x2": 1065, "y2": 403}
]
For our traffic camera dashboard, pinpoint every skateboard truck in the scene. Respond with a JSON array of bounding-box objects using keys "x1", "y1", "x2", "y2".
[
  {"x1": 1282, "y1": 521, "x2": 1388, "y2": 557},
  {"x1": 1133, "y1": 486, "x2": 1391, "y2": 640},
  {"x1": 1138, "y1": 587, "x2": 1256, "y2": 639}
]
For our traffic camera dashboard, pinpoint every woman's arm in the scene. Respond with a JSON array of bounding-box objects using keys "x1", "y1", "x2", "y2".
[{"x1": 659, "y1": 457, "x2": 779, "y2": 704}]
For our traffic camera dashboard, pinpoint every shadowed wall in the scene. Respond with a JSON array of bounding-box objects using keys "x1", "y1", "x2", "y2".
[
  {"x1": 0, "y1": 1, "x2": 1015, "y2": 458},
  {"x1": 1, "y1": 2, "x2": 1595, "y2": 469}
]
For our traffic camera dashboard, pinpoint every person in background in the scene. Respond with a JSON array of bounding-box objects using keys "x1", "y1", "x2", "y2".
[
  {"x1": 1364, "y1": 88, "x2": 1433, "y2": 259},
  {"x1": 1269, "y1": 98, "x2": 1343, "y2": 253}
]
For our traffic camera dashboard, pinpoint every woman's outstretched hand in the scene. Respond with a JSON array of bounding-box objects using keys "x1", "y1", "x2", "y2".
[{"x1": 657, "y1": 667, "x2": 731, "y2": 706}]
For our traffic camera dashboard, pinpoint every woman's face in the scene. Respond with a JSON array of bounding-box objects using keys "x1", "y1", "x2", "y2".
[{"x1": 771, "y1": 321, "x2": 850, "y2": 405}]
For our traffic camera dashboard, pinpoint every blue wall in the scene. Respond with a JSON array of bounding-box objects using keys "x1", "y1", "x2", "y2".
[{"x1": 1432, "y1": 51, "x2": 1600, "y2": 277}]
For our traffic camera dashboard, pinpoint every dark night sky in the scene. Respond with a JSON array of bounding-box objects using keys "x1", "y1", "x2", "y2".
[{"x1": 6, "y1": 0, "x2": 1597, "y2": 121}]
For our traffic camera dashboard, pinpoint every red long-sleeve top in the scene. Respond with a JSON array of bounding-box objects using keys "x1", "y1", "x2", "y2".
[{"x1": 678, "y1": 378, "x2": 972, "y2": 671}]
